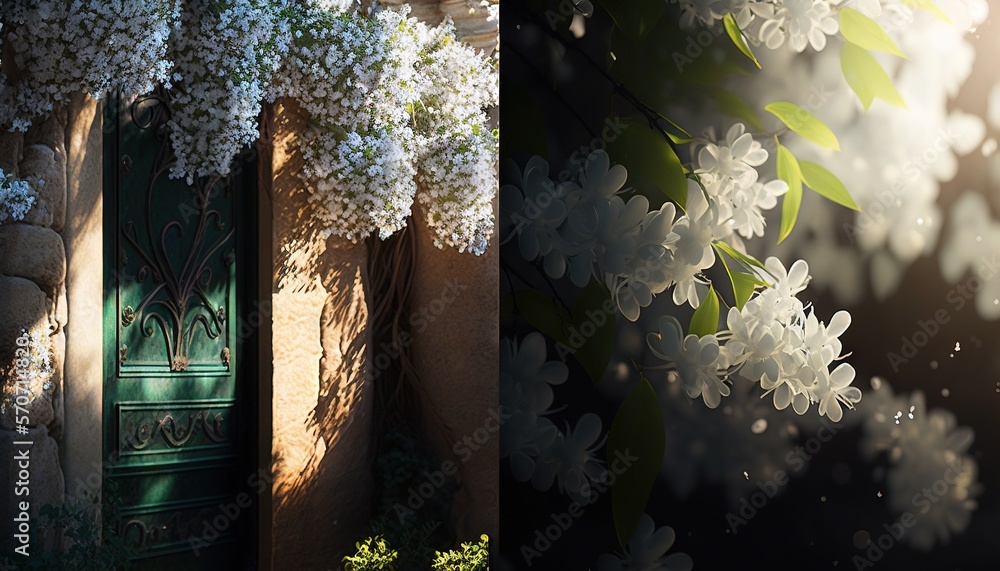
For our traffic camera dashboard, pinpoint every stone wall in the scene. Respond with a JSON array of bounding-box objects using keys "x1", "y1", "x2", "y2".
[
  {"x1": 0, "y1": 107, "x2": 70, "y2": 551},
  {"x1": 405, "y1": 0, "x2": 500, "y2": 549},
  {"x1": 269, "y1": 99, "x2": 376, "y2": 568}
]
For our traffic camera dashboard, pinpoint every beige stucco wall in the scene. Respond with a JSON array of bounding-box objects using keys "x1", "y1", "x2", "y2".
[
  {"x1": 410, "y1": 201, "x2": 500, "y2": 546},
  {"x1": 59, "y1": 94, "x2": 104, "y2": 509},
  {"x1": 269, "y1": 99, "x2": 375, "y2": 569},
  {"x1": 368, "y1": 0, "x2": 501, "y2": 550}
]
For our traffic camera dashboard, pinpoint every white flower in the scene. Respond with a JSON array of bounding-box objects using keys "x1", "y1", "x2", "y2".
[
  {"x1": 724, "y1": 306, "x2": 782, "y2": 384},
  {"x1": 597, "y1": 514, "x2": 693, "y2": 571},
  {"x1": 1, "y1": 1, "x2": 180, "y2": 131},
  {"x1": 761, "y1": 256, "x2": 810, "y2": 301},
  {"x1": 728, "y1": 179, "x2": 788, "y2": 238},
  {"x1": 696, "y1": 123, "x2": 768, "y2": 192},
  {"x1": 503, "y1": 412, "x2": 559, "y2": 484},
  {"x1": 500, "y1": 334, "x2": 566, "y2": 486},
  {"x1": 609, "y1": 201, "x2": 680, "y2": 321},
  {"x1": 675, "y1": 0, "x2": 752, "y2": 29},
  {"x1": 813, "y1": 362, "x2": 861, "y2": 422},
  {"x1": 167, "y1": 0, "x2": 286, "y2": 182},
  {"x1": 647, "y1": 316, "x2": 731, "y2": 408},
  {"x1": 754, "y1": 0, "x2": 839, "y2": 52},
  {"x1": 568, "y1": 149, "x2": 631, "y2": 202},
  {"x1": 0, "y1": 169, "x2": 39, "y2": 224}
]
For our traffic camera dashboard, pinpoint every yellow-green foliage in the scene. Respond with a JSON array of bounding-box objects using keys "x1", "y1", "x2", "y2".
[
  {"x1": 343, "y1": 535, "x2": 399, "y2": 571},
  {"x1": 431, "y1": 534, "x2": 489, "y2": 571}
]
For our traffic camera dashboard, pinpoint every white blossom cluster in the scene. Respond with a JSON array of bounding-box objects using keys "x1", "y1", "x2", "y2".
[
  {"x1": 300, "y1": 129, "x2": 417, "y2": 241},
  {"x1": 412, "y1": 23, "x2": 499, "y2": 255},
  {"x1": 1, "y1": 2, "x2": 499, "y2": 254},
  {"x1": 648, "y1": 255, "x2": 861, "y2": 420},
  {"x1": 746, "y1": 0, "x2": 989, "y2": 304},
  {"x1": 272, "y1": 5, "x2": 498, "y2": 249},
  {"x1": 167, "y1": 0, "x2": 289, "y2": 182},
  {"x1": 500, "y1": 333, "x2": 607, "y2": 504},
  {"x1": 500, "y1": 131, "x2": 784, "y2": 322},
  {"x1": 858, "y1": 378, "x2": 980, "y2": 550},
  {"x1": 0, "y1": 0, "x2": 180, "y2": 132},
  {"x1": 694, "y1": 123, "x2": 789, "y2": 240},
  {"x1": 674, "y1": 0, "x2": 841, "y2": 53},
  {"x1": 500, "y1": 152, "x2": 684, "y2": 321},
  {"x1": 272, "y1": 6, "x2": 420, "y2": 241},
  {"x1": 502, "y1": 144, "x2": 859, "y2": 418},
  {"x1": 0, "y1": 168, "x2": 38, "y2": 224}
]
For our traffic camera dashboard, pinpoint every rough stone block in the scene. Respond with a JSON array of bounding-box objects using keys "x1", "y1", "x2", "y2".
[
  {"x1": 0, "y1": 224, "x2": 67, "y2": 292},
  {"x1": 24, "y1": 105, "x2": 67, "y2": 151},
  {"x1": 0, "y1": 277, "x2": 49, "y2": 367},
  {"x1": 0, "y1": 129, "x2": 23, "y2": 175},
  {"x1": 17, "y1": 145, "x2": 59, "y2": 229}
]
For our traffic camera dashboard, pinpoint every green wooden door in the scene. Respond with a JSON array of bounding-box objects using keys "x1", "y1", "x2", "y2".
[{"x1": 102, "y1": 91, "x2": 258, "y2": 569}]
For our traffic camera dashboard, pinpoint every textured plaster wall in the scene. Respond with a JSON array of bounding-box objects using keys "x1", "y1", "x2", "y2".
[
  {"x1": 269, "y1": 99, "x2": 375, "y2": 569},
  {"x1": 59, "y1": 94, "x2": 104, "y2": 511},
  {"x1": 403, "y1": 0, "x2": 500, "y2": 548}
]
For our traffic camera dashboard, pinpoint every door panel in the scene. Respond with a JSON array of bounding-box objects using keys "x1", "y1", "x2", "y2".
[{"x1": 103, "y1": 91, "x2": 257, "y2": 569}]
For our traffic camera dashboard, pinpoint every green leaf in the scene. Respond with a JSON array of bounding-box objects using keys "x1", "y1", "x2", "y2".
[
  {"x1": 706, "y1": 88, "x2": 763, "y2": 131},
  {"x1": 839, "y1": 7, "x2": 907, "y2": 58},
  {"x1": 722, "y1": 13, "x2": 761, "y2": 69},
  {"x1": 775, "y1": 143, "x2": 802, "y2": 244},
  {"x1": 596, "y1": 0, "x2": 665, "y2": 41},
  {"x1": 659, "y1": 116, "x2": 692, "y2": 145},
  {"x1": 901, "y1": 0, "x2": 951, "y2": 23},
  {"x1": 607, "y1": 117, "x2": 688, "y2": 209},
  {"x1": 712, "y1": 240, "x2": 767, "y2": 272},
  {"x1": 840, "y1": 43, "x2": 906, "y2": 110},
  {"x1": 688, "y1": 284, "x2": 720, "y2": 336},
  {"x1": 569, "y1": 279, "x2": 617, "y2": 384},
  {"x1": 510, "y1": 290, "x2": 571, "y2": 345},
  {"x1": 715, "y1": 249, "x2": 767, "y2": 310},
  {"x1": 764, "y1": 101, "x2": 840, "y2": 151},
  {"x1": 608, "y1": 377, "x2": 665, "y2": 549},
  {"x1": 799, "y1": 160, "x2": 861, "y2": 211},
  {"x1": 731, "y1": 271, "x2": 764, "y2": 310}
]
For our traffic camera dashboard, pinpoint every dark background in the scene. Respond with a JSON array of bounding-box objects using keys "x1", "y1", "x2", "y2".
[{"x1": 500, "y1": 1, "x2": 1000, "y2": 569}]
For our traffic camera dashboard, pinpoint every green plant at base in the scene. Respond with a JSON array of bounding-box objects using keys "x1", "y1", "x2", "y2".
[
  {"x1": 431, "y1": 534, "x2": 490, "y2": 571},
  {"x1": 342, "y1": 535, "x2": 399, "y2": 571}
]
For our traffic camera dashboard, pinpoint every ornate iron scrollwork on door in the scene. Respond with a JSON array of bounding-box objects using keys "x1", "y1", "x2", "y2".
[{"x1": 118, "y1": 89, "x2": 234, "y2": 371}]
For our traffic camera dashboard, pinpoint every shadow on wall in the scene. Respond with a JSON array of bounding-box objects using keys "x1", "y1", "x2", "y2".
[{"x1": 268, "y1": 99, "x2": 376, "y2": 568}]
